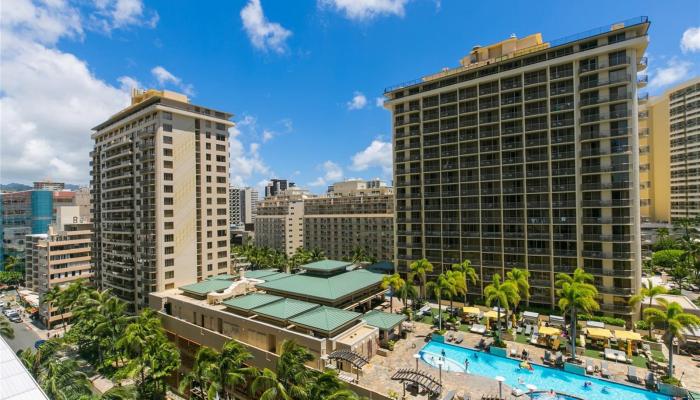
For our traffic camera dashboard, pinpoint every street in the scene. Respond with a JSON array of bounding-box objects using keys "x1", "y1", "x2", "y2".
[{"x1": 5, "y1": 317, "x2": 42, "y2": 353}]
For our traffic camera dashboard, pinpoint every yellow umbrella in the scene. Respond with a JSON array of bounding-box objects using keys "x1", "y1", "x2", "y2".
[
  {"x1": 585, "y1": 327, "x2": 612, "y2": 339},
  {"x1": 614, "y1": 330, "x2": 642, "y2": 342},
  {"x1": 462, "y1": 306, "x2": 480, "y2": 315},
  {"x1": 538, "y1": 326, "x2": 561, "y2": 337},
  {"x1": 484, "y1": 310, "x2": 504, "y2": 319}
]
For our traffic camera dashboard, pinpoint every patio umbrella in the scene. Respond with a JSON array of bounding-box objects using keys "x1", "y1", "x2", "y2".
[{"x1": 538, "y1": 326, "x2": 561, "y2": 337}]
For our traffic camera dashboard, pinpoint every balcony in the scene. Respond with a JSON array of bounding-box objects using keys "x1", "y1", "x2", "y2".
[
  {"x1": 638, "y1": 56, "x2": 648, "y2": 71},
  {"x1": 637, "y1": 75, "x2": 648, "y2": 88},
  {"x1": 581, "y1": 109, "x2": 629, "y2": 123}
]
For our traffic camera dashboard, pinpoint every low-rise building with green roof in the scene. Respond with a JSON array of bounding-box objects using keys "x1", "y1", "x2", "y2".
[
  {"x1": 255, "y1": 269, "x2": 385, "y2": 308},
  {"x1": 362, "y1": 310, "x2": 407, "y2": 344},
  {"x1": 179, "y1": 279, "x2": 233, "y2": 299},
  {"x1": 252, "y1": 298, "x2": 320, "y2": 322},
  {"x1": 300, "y1": 260, "x2": 352, "y2": 276},
  {"x1": 242, "y1": 269, "x2": 279, "y2": 280},
  {"x1": 222, "y1": 293, "x2": 282, "y2": 314},
  {"x1": 289, "y1": 306, "x2": 362, "y2": 337}
]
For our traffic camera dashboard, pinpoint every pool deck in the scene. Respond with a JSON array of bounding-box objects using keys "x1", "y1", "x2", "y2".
[{"x1": 361, "y1": 320, "x2": 700, "y2": 398}]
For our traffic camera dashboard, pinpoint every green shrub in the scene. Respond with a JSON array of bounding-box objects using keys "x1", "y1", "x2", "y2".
[
  {"x1": 578, "y1": 314, "x2": 626, "y2": 327},
  {"x1": 386, "y1": 339, "x2": 396, "y2": 351},
  {"x1": 660, "y1": 376, "x2": 681, "y2": 386},
  {"x1": 667, "y1": 288, "x2": 682, "y2": 295},
  {"x1": 652, "y1": 249, "x2": 685, "y2": 269},
  {"x1": 636, "y1": 320, "x2": 650, "y2": 330}
]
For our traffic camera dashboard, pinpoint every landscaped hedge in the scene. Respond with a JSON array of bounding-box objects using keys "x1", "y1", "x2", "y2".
[{"x1": 578, "y1": 313, "x2": 626, "y2": 327}]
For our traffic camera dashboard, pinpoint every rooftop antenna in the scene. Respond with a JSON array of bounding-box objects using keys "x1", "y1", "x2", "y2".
[{"x1": 510, "y1": 33, "x2": 517, "y2": 39}]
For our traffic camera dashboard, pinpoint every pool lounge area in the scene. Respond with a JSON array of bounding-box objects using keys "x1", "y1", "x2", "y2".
[{"x1": 421, "y1": 341, "x2": 670, "y2": 400}]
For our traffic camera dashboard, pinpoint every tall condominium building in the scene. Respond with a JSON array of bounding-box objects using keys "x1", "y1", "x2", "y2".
[
  {"x1": 304, "y1": 180, "x2": 394, "y2": 261},
  {"x1": 33, "y1": 181, "x2": 65, "y2": 191},
  {"x1": 264, "y1": 178, "x2": 295, "y2": 198},
  {"x1": 0, "y1": 189, "x2": 86, "y2": 269},
  {"x1": 240, "y1": 187, "x2": 259, "y2": 225},
  {"x1": 255, "y1": 187, "x2": 311, "y2": 256},
  {"x1": 91, "y1": 89, "x2": 232, "y2": 312},
  {"x1": 25, "y1": 206, "x2": 92, "y2": 328},
  {"x1": 385, "y1": 17, "x2": 649, "y2": 318},
  {"x1": 229, "y1": 186, "x2": 242, "y2": 226}
]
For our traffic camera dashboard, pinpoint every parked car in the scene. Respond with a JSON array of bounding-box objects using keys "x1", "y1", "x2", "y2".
[{"x1": 8, "y1": 313, "x2": 21, "y2": 323}]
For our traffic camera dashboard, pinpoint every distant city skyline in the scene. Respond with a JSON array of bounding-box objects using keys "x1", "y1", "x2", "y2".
[{"x1": 1, "y1": 0, "x2": 699, "y2": 195}]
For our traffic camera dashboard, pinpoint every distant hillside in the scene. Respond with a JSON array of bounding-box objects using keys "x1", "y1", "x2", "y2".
[{"x1": 1, "y1": 183, "x2": 85, "y2": 192}]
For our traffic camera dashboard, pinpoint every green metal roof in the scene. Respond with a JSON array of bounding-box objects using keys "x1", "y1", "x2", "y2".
[
  {"x1": 290, "y1": 306, "x2": 361, "y2": 333},
  {"x1": 252, "y1": 298, "x2": 319, "y2": 320},
  {"x1": 259, "y1": 272, "x2": 292, "y2": 282},
  {"x1": 244, "y1": 269, "x2": 279, "y2": 279},
  {"x1": 300, "y1": 260, "x2": 352, "y2": 273},
  {"x1": 207, "y1": 274, "x2": 237, "y2": 280},
  {"x1": 222, "y1": 293, "x2": 282, "y2": 311},
  {"x1": 363, "y1": 310, "x2": 407, "y2": 331},
  {"x1": 179, "y1": 280, "x2": 232, "y2": 296},
  {"x1": 256, "y1": 269, "x2": 385, "y2": 302}
]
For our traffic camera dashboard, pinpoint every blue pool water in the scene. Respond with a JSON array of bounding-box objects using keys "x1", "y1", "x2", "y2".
[{"x1": 421, "y1": 341, "x2": 670, "y2": 400}]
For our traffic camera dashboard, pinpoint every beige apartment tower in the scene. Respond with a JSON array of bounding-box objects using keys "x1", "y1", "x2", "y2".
[
  {"x1": 91, "y1": 89, "x2": 233, "y2": 312},
  {"x1": 385, "y1": 18, "x2": 649, "y2": 318},
  {"x1": 254, "y1": 188, "x2": 310, "y2": 256},
  {"x1": 304, "y1": 180, "x2": 394, "y2": 261}
]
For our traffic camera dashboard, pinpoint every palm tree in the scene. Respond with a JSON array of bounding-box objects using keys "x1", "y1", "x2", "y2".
[
  {"x1": 308, "y1": 370, "x2": 359, "y2": 400},
  {"x1": 308, "y1": 248, "x2": 326, "y2": 262},
  {"x1": 426, "y1": 272, "x2": 456, "y2": 331},
  {"x1": 484, "y1": 274, "x2": 519, "y2": 341},
  {"x1": 251, "y1": 368, "x2": 291, "y2": 400},
  {"x1": 408, "y1": 258, "x2": 433, "y2": 302},
  {"x1": 629, "y1": 278, "x2": 668, "y2": 339},
  {"x1": 0, "y1": 316, "x2": 14, "y2": 339},
  {"x1": 42, "y1": 285, "x2": 64, "y2": 330},
  {"x1": 180, "y1": 347, "x2": 219, "y2": 399},
  {"x1": 644, "y1": 299, "x2": 700, "y2": 377},
  {"x1": 506, "y1": 267, "x2": 530, "y2": 310},
  {"x1": 446, "y1": 270, "x2": 466, "y2": 312},
  {"x1": 556, "y1": 276, "x2": 599, "y2": 361},
  {"x1": 3, "y1": 255, "x2": 19, "y2": 272},
  {"x1": 351, "y1": 247, "x2": 370, "y2": 264},
  {"x1": 396, "y1": 280, "x2": 419, "y2": 312},
  {"x1": 276, "y1": 340, "x2": 315, "y2": 398},
  {"x1": 381, "y1": 273, "x2": 405, "y2": 311},
  {"x1": 451, "y1": 260, "x2": 478, "y2": 305},
  {"x1": 40, "y1": 358, "x2": 92, "y2": 400},
  {"x1": 101, "y1": 385, "x2": 138, "y2": 399},
  {"x1": 214, "y1": 340, "x2": 255, "y2": 399}
]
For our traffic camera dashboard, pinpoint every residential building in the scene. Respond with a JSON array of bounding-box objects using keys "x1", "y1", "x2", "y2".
[
  {"x1": 254, "y1": 187, "x2": 311, "y2": 256},
  {"x1": 229, "y1": 186, "x2": 242, "y2": 226},
  {"x1": 33, "y1": 180, "x2": 65, "y2": 191},
  {"x1": 240, "y1": 187, "x2": 258, "y2": 225},
  {"x1": 91, "y1": 89, "x2": 233, "y2": 312},
  {"x1": 25, "y1": 206, "x2": 92, "y2": 328},
  {"x1": 304, "y1": 179, "x2": 394, "y2": 261},
  {"x1": 384, "y1": 18, "x2": 649, "y2": 318},
  {"x1": 149, "y1": 261, "x2": 393, "y2": 399},
  {"x1": 264, "y1": 178, "x2": 295, "y2": 198},
  {"x1": 667, "y1": 78, "x2": 700, "y2": 221}
]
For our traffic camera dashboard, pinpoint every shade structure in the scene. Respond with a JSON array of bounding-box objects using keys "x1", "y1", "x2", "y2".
[
  {"x1": 586, "y1": 327, "x2": 613, "y2": 339},
  {"x1": 614, "y1": 330, "x2": 642, "y2": 341},
  {"x1": 462, "y1": 306, "x2": 481, "y2": 315},
  {"x1": 484, "y1": 310, "x2": 505, "y2": 319},
  {"x1": 538, "y1": 326, "x2": 561, "y2": 337}
]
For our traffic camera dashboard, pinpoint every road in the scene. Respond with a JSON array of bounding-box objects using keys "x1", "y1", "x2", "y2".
[{"x1": 4, "y1": 316, "x2": 42, "y2": 353}]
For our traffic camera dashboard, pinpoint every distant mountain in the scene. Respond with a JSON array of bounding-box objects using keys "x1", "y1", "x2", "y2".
[
  {"x1": 1, "y1": 183, "x2": 85, "y2": 192},
  {"x1": 0, "y1": 183, "x2": 31, "y2": 192}
]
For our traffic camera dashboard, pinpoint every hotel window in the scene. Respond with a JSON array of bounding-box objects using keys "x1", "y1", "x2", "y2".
[
  {"x1": 163, "y1": 148, "x2": 173, "y2": 156},
  {"x1": 163, "y1": 112, "x2": 173, "y2": 120},
  {"x1": 163, "y1": 135, "x2": 173, "y2": 144},
  {"x1": 165, "y1": 246, "x2": 174, "y2": 255},
  {"x1": 164, "y1": 221, "x2": 174, "y2": 229},
  {"x1": 164, "y1": 234, "x2": 174, "y2": 242},
  {"x1": 165, "y1": 271, "x2": 174, "y2": 279},
  {"x1": 164, "y1": 160, "x2": 173, "y2": 169},
  {"x1": 163, "y1": 124, "x2": 173, "y2": 132},
  {"x1": 165, "y1": 258, "x2": 174, "y2": 267}
]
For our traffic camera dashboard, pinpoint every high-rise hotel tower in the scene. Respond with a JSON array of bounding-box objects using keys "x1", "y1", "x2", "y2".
[
  {"x1": 91, "y1": 89, "x2": 233, "y2": 312},
  {"x1": 384, "y1": 18, "x2": 649, "y2": 318}
]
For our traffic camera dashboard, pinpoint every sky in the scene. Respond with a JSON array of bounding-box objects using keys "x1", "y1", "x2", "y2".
[{"x1": 1, "y1": 0, "x2": 699, "y2": 194}]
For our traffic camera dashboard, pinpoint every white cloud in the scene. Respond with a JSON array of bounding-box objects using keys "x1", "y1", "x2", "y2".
[
  {"x1": 350, "y1": 139, "x2": 392, "y2": 175},
  {"x1": 649, "y1": 58, "x2": 693, "y2": 90},
  {"x1": 262, "y1": 130, "x2": 274, "y2": 142},
  {"x1": 347, "y1": 91, "x2": 367, "y2": 110},
  {"x1": 240, "y1": 0, "x2": 292, "y2": 54},
  {"x1": 150, "y1": 66, "x2": 194, "y2": 96},
  {"x1": 229, "y1": 122, "x2": 271, "y2": 189},
  {"x1": 375, "y1": 97, "x2": 385, "y2": 107},
  {"x1": 681, "y1": 27, "x2": 700, "y2": 53},
  {"x1": 319, "y1": 0, "x2": 408, "y2": 21},
  {"x1": 309, "y1": 161, "x2": 343, "y2": 187},
  {"x1": 0, "y1": 0, "x2": 83, "y2": 45},
  {"x1": 90, "y1": 0, "x2": 158, "y2": 32},
  {"x1": 117, "y1": 75, "x2": 141, "y2": 92}
]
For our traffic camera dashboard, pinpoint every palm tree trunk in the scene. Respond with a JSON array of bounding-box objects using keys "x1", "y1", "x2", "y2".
[
  {"x1": 570, "y1": 308, "x2": 577, "y2": 361},
  {"x1": 667, "y1": 336, "x2": 674, "y2": 378},
  {"x1": 437, "y1": 294, "x2": 442, "y2": 331},
  {"x1": 389, "y1": 292, "x2": 394, "y2": 312},
  {"x1": 496, "y1": 300, "x2": 502, "y2": 340}
]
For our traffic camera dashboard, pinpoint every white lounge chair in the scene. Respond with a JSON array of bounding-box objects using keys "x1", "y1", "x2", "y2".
[
  {"x1": 470, "y1": 324, "x2": 487, "y2": 334},
  {"x1": 586, "y1": 359, "x2": 595, "y2": 374},
  {"x1": 601, "y1": 361, "x2": 610, "y2": 378},
  {"x1": 524, "y1": 325, "x2": 532, "y2": 336},
  {"x1": 510, "y1": 346, "x2": 518, "y2": 357},
  {"x1": 530, "y1": 334, "x2": 539, "y2": 345}
]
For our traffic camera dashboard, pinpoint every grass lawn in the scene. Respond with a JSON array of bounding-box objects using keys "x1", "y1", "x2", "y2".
[
  {"x1": 514, "y1": 334, "x2": 529, "y2": 344},
  {"x1": 583, "y1": 348, "x2": 648, "y2": 368},
  {"x1": 417, "y1": 307, "x2": 450, "y2": 326},
  {"x1": 651, "y1": 350, "x2": 666, "y2": 363}
]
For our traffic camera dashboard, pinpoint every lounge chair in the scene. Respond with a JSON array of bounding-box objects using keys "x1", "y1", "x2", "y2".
[
  {"x1": 455, "y1": 333, "x2": 464, "y2": 344},
  {"x1": 446, "y1": 331, "x2": 454, "y2": 342},
  {"x1": 470, "y1": 324, "x2": 487, "y2": 335},
  {"x1": 604, "y1": 348, "x2": 617, "y2": 361},
  {"x1": 542, "y1": 350, "x2": 552, "y2": 365},
  {"x1": 530, "y1": 334, "x2": 539, "y2": 345},
  {"x1": 627, "y1": 366, "x2": 641, "y2": 384},
  {"x1": 601, "y1": 361, "x2": 610, "y2": 378},
  {"x1": 510, "y1": 346, "x2": 518, "y2": 357},
  {"x1": 516, "y1": 325, "x2": 524, "y2": 335},
  {"x1": 586, "y1": 359, "x2": 594, "y2": 374},
  {"x1": 645, "y1": 371, "x2": 657, "y2": 390},
  {"x1": 524, "y1": 324, "x2": 532, "y2": 336},
  {"x1": 555, "y1": 352, "x2": 564, "y2": 367},
  {"x1": 533, "y1": 325, "x2": 539, "y2": 336}
]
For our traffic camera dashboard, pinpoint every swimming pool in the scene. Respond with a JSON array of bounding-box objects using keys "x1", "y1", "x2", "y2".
[{"x1": 420, "y1": 341, "x2": 670, "y2": 400}]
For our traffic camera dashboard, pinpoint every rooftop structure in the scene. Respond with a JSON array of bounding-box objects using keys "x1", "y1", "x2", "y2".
[
  {"x1": 0, "y1": 335, "x2": 50, "y2": 399},
  {"x1": 300, "y1": 260, "x2": 353, "y2": 274}
]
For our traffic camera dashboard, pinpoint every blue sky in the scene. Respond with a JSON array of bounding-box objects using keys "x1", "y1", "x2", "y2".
[{"x1": 1, "y1": 0, "x2": 699, "y2": 193}]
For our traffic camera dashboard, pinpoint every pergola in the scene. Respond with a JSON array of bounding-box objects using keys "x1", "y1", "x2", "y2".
[
  {"x1": 391, "y1": 368, "x2": 442, "y2": 397},
  {"x1": 327, "y1": 350, "x2": 369, "y2": 382}
]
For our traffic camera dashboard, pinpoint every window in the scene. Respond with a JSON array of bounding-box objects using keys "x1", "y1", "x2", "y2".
[
  {"x1": 164, "y1": 234, "x2": 174, "y2": 242},
  {"x1": 163, "y1": 112, "x2": 173, "y2": 120},
  {"x1": 164, "y1": 210, "x2": 174, "y2": 217},
  {"x1": 163, "y1": 135, "x2": 173, "y2": 144},
  {"x1": 165, "y1": 246, "x2": 174, "y2": 254},
  {"x1": 165, "y1": 258, "x2": 174, "y2": 267},
  {"x1": 165, "y1": 271, "x2": 174, "y2": 279},
  {"x1": 216, "y1": 144, "x2": 226, "y2": 152},
  {"x1": 608, "y1": 32, "x2": 626, "y2": 44},
  {"x1": 163, "y1": 124, "x2": 173, "y2": 132},
  {"x1": 164, "y1": 197, "x2": 173, "y2": 205},
  {"x1": 164, "y1": 173, "x2": 173, "y2": 181},
  {"x1": 163, "y1": 148, "x2": 173, "y2": 156},
  {"x1": 216, "y1": 123, "x2": 225, "y2": 130},
  {"x1": 164, "y1": 160, "x2": 173, "y2": 168},
  {"x1": 164, "y1": 221, "x2": 174, "y2": 229},
  {"x1": 164, "y1": 185, "x2": 173, "y2": 193}
]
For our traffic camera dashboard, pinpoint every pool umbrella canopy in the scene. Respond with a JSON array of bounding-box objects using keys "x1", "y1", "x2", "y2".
[
  {"x1": 614, "y1": 330, "x2": 642, "y2": 341},
  {"x1": 484, "y1": 310, "x2": 505, "y2": 319},
  {"x1": 462, "y1": 306, "x2": 481, "y2": 315},
  {"x1": 538, "y1": 326, "x2": 561, "y2": 337},
  {"x1": 586, "y1": 327, "x2": 613, "y2": 339},
  {"x1": 522, "y1": 311, "x2": 539, "y2": 323}
]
